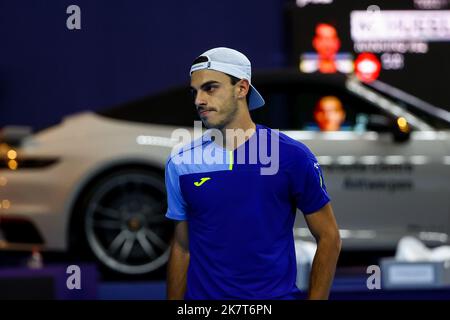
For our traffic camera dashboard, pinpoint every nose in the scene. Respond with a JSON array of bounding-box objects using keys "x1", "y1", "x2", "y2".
[{"x1": 195, "y1": 90, "x2": 207, "y2": 107}]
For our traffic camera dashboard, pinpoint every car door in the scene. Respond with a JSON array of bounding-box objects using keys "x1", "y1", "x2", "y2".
[{"x1": 253, "y1": 78, "x2": 450, "y2": 250}]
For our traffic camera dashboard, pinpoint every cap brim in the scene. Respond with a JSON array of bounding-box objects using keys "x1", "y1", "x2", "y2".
[{"x1": 248, "y1": 84, "x2": 265, "y2": 110}]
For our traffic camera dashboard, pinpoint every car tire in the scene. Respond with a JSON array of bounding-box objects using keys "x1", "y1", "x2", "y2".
[{"x1": 71, "y1": 168, "x2": 173, "y2": 278}]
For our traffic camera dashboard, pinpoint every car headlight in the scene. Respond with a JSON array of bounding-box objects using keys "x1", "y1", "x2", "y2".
[{"x1": 0, "y1": 144, "x2": 60, "y2": 170}]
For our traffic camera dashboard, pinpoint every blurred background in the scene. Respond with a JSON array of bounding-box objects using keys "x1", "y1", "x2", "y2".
[{"x1": 0, "y1": 0, "x2": 450, "y2": 300}]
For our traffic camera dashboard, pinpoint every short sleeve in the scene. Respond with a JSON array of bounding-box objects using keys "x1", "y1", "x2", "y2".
[
  {"x1": 165, "y1": 157, "x2": 188, "y2": 220},
  {"x1": 290, "y1": 149, "x2": 330, "y2": 215}
]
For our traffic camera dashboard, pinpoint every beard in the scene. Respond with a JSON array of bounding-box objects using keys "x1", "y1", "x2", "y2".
[{"x1": 202, "y1": 102, "x2": 239, "y2": 130}]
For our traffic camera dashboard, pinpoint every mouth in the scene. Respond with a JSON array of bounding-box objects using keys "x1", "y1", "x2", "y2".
[{"x1": 198, "y1": 109, "x2": 215, "y2": 117}]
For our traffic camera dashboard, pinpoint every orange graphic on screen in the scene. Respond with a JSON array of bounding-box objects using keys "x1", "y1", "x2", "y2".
[
  {"x1": 299, "y1": 23, "x2": 353, "y2": 74},
  {"x1": 313, "y1": 23, "x2": 341, "y2": 73},
  {"x1": 354, "y1": 52, "x2": 382, "y2": 83},
  {"x1": 314, "y1": 96, "x2": 346, "y2": 131}
]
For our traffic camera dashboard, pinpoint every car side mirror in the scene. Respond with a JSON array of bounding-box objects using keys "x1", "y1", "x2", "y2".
[
  {"x1": 365, "y1": 115, "x2": 411, "y2": 143},
  {"x1": 391, "y1": 117, "x2": 411, "y2": 143},
  {"x1": 0, "y1": 126, "x2": 33, "y2": 147}
]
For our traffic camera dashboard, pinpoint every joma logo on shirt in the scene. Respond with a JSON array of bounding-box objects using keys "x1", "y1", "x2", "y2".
[{"x1": 194, "y1": 177, "x2": 211, "y2": 187}]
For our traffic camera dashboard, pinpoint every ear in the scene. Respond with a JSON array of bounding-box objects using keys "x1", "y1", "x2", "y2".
[{"x1": 235, "y1": 79, "x2": 250, "y2": 99}]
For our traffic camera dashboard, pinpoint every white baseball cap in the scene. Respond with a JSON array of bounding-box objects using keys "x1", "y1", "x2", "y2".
[{"x1": 190, "y1": 47, "x2": 265, "y2": 110}]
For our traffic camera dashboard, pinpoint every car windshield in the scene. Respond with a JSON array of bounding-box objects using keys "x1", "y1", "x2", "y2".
[
  {"x1": 250, "y1": 73, "x2": 414, "y2": 132},
  {"x1": 364, "y1": 80, "x2": 450, "y2": 130},
  {"x1": 96, "y1": 86, "x2": 199, "y2": 127},
  {"x1": 95, "y1": 71, "x2": 450, "y2": 131}
]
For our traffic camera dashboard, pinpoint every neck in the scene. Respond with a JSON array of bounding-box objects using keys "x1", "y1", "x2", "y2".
[{"x1": 219, "y1": 104, "x2": 256, "y2": 150}]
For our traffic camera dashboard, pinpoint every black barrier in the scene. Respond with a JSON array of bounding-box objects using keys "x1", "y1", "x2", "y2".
[
  {"x1": 0, "y1": 300, "x2": 444, "y2": 319},
  {"x1": 0, "y1": 264, "x2": 98, "y2": 300}
]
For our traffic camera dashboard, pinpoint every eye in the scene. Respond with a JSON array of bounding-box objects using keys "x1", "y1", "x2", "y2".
[
  {"x1": 204, "y1": 84, "x2": 217, "y2": 93},
  {"x1": 190, "y1": 89, "x2": 197, "y2": 99}
]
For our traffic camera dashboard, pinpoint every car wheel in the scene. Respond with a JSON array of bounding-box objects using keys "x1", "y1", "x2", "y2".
[{"x1": 75, "y1": 169, "x2": 173, "y2": 276}]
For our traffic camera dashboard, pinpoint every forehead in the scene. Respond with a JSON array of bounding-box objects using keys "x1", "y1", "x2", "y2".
[
  {"x1": 190, "y1": 69, "x2": 230, "y2": 88},
  {"x1": 318, "y1": 102, "x2": 343, "y2": 111}
]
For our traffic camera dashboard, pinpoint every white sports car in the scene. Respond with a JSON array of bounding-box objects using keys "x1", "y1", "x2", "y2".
[{"x1": 1, "y1": 70, "x2": 449, "y2": 275}]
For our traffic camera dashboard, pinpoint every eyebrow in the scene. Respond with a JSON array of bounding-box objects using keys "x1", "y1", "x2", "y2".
[{"x1": 190, "y1": 80, "x2": 221, "y2": 91}]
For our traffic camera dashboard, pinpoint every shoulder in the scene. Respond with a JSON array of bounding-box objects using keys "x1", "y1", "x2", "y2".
[
  {"x1": 166, "y1": 134, "x2": 212, "y2": 169},
  {"x1": 258, "y1": 124, "x2": 317, "y2": 163}
]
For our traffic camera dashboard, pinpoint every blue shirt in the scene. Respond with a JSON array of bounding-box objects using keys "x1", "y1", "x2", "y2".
[{"x1": 165, "y1": 124, "x2": 330, "y2": 300}]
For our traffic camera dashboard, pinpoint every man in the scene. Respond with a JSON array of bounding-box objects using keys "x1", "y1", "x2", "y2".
[
  {"x1": 300, "y1": 23, "x2": 353, "y2": 75},
  {"x1": 165, "y1": 47, "x2": 341, "y2": 300},
  {"x1": 314, "y1": 96, "x2": 347, "y2": 131},
  {"x1": 313, "y1": 23, "x2": 341, "y2": 74}
]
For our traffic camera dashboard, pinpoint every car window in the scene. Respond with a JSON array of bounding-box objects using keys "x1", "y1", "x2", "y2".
[
  {"x1": 97, "y1": 86, "x2": 199, "y2": 127},
  {"x1": 365, "y1": 82, "x2": 450, "y2": 130},
  {"x1": 251, "y1": 83, "x2": 396, "y2": 132}
]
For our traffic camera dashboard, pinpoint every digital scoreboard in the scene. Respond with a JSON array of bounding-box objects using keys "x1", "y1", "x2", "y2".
[{"x1": 286, "y1": 0, "x2": 450, "y2": 111}]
